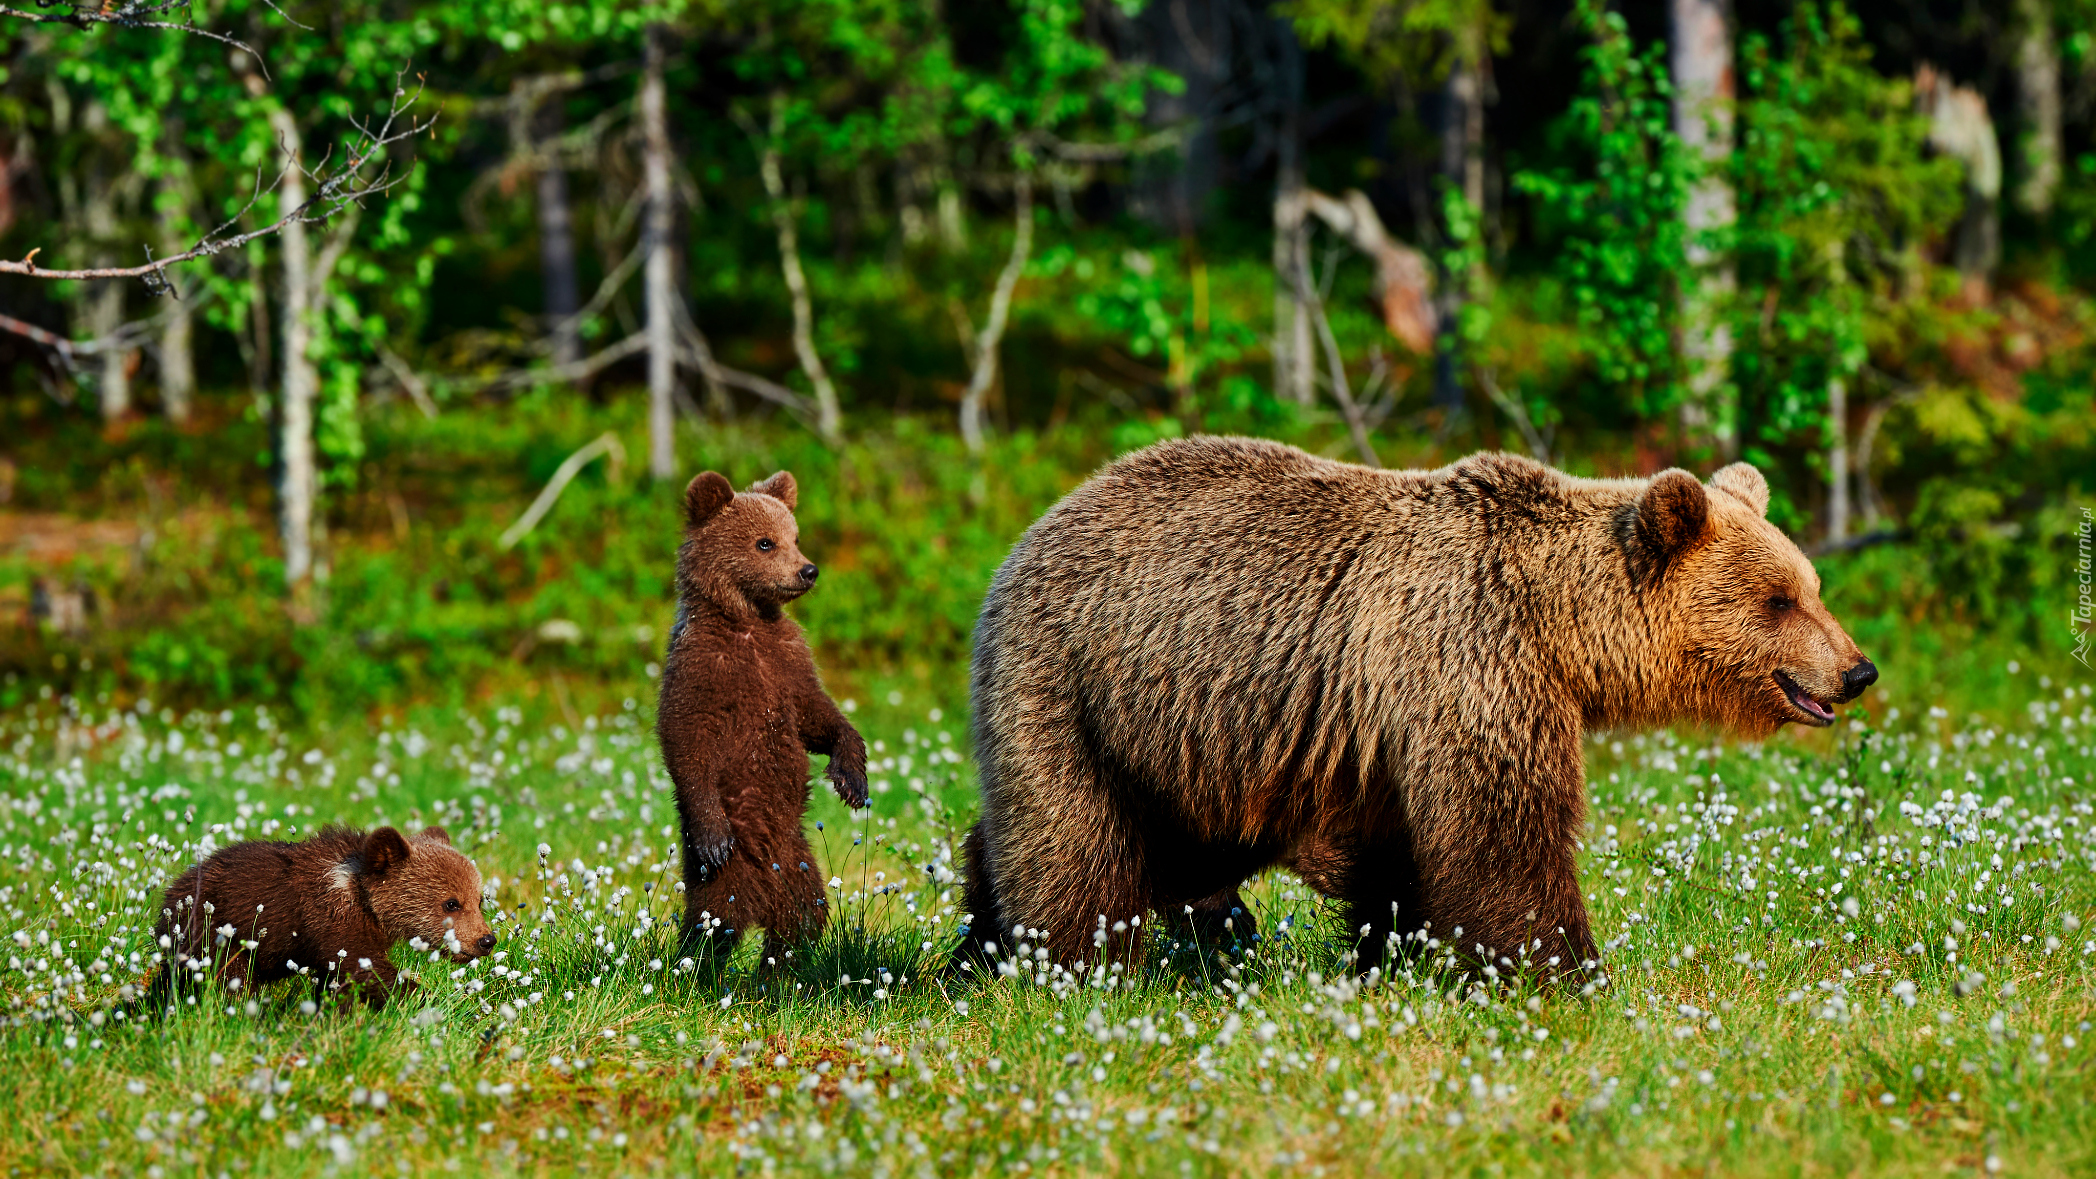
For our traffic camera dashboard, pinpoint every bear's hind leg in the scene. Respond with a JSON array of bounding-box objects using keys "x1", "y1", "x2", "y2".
[
  {"x1": 952, "y1": 823, "x2": 1009, "y2": 969},
  {"x1": 1287, "y1": 832, "x2": 1425, "y2": 973}
]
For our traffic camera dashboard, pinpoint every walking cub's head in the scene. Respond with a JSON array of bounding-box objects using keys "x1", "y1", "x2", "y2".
[
  {"x1": 676, "y1": 470, "x2": 820, "y2": 618},
  {"x1": 354, "y1": 826, "x2": 495, "y2": 962}
]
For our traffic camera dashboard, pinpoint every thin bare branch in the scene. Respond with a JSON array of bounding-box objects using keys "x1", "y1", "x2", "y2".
[
  {"x1": 0, "y1": 71, "x2": 435, "y2": 283},
  {"x1": 960, "y1": 173, "x2": 1034, "y2": 456},
  {"x1": 0, "y1": 2, "x2": 267, "y2": 72},
  {"x1": 481, "y1": 331, "x2": 649, "y2": 393}
]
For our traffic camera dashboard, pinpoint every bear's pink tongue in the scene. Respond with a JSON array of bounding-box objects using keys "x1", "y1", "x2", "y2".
[{"x1": 1775, "y1": 672, "x2": 1835, "y2": 723}]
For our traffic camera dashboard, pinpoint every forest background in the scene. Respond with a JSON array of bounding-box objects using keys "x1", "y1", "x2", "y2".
[{"x1": 0, "y1": 0, "x2": 2091, "y2": 715}]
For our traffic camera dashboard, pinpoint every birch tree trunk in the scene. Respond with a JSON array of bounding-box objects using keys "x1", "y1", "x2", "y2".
[
  {"x1": 1826, "y1": 375, "x2": 1848, "y2": 545},
  {"x1": 1671, "y1": 0, "x2": 1737, "y2": 457},
  {"x1": 268, "y1": 104, "x2": 318, "y2": 588},
  {"x1": 753, "y1": 93, "x2": 843, "y2": 443},
  {"x1": 641, "y1": 22, "x2": 677, "y2": 481},
  {"x1": 1271, "y1": 18, "x2": 1314, "y2": 405},
  {"x1": 1431, "y1": 54, "x2": 1487, "y2": 421},
  {"x1": 157, "y1": 152, "x2": 196, "y2": 424},
  {"x1": 535, "y1": 98, "x2": 582, "y2": 368},
  {"x1": 2013, "y1": 0, "x2": 2061, "y2": 216},
  {"x1": 81, "y1": 137, "x2": 129, "y2": 422},
  {"x1": 960, "y1": 174, "x2": 1033, "y2": 456}
]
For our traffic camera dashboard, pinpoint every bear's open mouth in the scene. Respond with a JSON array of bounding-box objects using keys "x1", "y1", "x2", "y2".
[{"x1": 1773, "y1": 671, "x2": 1836, "y2": 726}]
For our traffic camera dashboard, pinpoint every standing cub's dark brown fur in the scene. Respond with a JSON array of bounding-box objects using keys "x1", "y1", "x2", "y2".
[
  {"x1": 150, "y1": 826, "x2": 494, "y2": 1009},
  {"x1": 962, "y1": 437, "x2": 1877, "y2": 977},
  {"x1": 657, "y1": 470, "x2": 868, "y2": 959}
]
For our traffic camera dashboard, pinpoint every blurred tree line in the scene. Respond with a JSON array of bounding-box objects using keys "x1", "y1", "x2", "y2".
[{"x1": 0, "y1": 0, "x2": 2090, "y2": 697}]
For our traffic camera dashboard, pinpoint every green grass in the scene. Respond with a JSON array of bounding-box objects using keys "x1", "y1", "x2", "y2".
[{"x1": 2, "y1": 656, "x2": 2094, "y2": 1175}]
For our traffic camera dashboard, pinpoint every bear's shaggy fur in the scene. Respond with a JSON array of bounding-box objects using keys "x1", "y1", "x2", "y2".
[
  {"x1": 960, "y1": 437, "x2": 1876, "y2": 975},
  {"x1": 658, "y1": 470, "x2": 868, "y2": 959},
  {"x1": 150, "y1": 826, "x2": 493, "y2": 1008}
]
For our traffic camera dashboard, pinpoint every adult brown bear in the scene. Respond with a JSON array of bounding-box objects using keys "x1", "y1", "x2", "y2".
[{"x1": 958, "y1": 437, "x2": 1875, "y2": 976}]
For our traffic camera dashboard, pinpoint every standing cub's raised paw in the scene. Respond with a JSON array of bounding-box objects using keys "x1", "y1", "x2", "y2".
[
  {"x1": 657, "y1": 468, "x2": 866, "y2": 954},
  {"x1": 826, "y1": 730, "x2": 871, "y2": 809}
]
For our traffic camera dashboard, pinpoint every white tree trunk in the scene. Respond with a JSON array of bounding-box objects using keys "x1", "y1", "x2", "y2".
[
  {"x1": 269, "y1": 105, "x2": 317, "y2": 588},
  {"x1": 1826, "y1": 375, "x2": 1848, "y2": 545},
  {"x1": 754, "y1": 94, "x2": 843, "y2": 443},
  {"x1": 90, "y1": 281, "x2": 129, "y2": 422},
  {"x1": 1271, "y1": 29, "x2": 1310, "y2": 406},
  {"x1": 641, "y1": 22, "x2": 677, "y2": 481},
  {"x1": 536, "y1": 109, "x2": 582, "y2": 368},
  {"x1": 960, "y1": 174, "x2": 1033, "y2": 456},
  {"x1": 1671, "y1": 0, "x2": 1737, "y2": 457},
  {"x1": 2013, "y1": 0, "x2": 2061, "y2": 216},
  {"x1": 158, "y1": 162, "x2": 195, "y2": 424}
]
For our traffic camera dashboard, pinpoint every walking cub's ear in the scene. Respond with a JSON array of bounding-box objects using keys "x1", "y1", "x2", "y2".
[
  {"x1": 416, "y1": 826, "x2": 452, "y2": 845},
  {"x1": 1709, "y1": 462, "x2": 1770, "y2": 517},
  {"x1": 684, "y1": 472, "x2": 735, "y2": 528},
  {"x1": 1635, "y1": 468, "x2": 1712, "y2": 559},
  {"x1": 362, "y1": 827, "x2": 412, "y2": 877},
  {"x1": 749, "y1": 470, "x2": 797, "y2": 511}
]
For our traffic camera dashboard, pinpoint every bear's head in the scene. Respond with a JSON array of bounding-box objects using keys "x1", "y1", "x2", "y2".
[
  {"x1": 676, "y1": 470, "x2": 818, "y2": 619},
  {"x1": 360, "y1": 826, "x2": 496, "y2": 962},
  {"x1": 1627, "y1": 462, "x2": 1878, "y2": 733}
]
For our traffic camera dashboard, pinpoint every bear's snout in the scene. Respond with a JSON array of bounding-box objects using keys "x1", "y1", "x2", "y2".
[
  {"x1": 1840, "y1": 659, "x2": 1878, "y2": 702},
  {"x1": 798, "y1": 563, "x2": 819, "y2": 586},
  {"x1": 476, "y1": 933, "x2": 497, "y2": 954}
]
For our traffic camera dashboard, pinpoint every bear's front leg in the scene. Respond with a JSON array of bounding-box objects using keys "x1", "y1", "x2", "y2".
[
  {"x1": 797, "y1": 689, "x2": 868, "y2": 809},
  {"x1": 676, "y1": 786, "x2": 735, "y2": 884},
  {"x1": 1413, "y1": 725, "x2": 1598, "y2": 981}
]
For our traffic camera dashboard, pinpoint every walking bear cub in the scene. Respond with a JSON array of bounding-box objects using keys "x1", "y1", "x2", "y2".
[
  {"x1": 150, "y1": 825, "x2": 494, "y2": 1008},
  {"x1": 658, "y1": 470, "x2": 868, "y2": 961},
  {"x1": 961, "y1": 438, "x2": 1878, "y2": 979}
]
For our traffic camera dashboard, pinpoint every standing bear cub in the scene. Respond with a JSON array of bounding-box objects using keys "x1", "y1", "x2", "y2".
[
  {"x1": 150, "y1": 825, "x2": 494, "y2": 1009},
  {"x1": 658, "y1": 470, "x2": 868, "y2": 960},
  {"x1": 961, "y1": 437, "x2": 1877, "y2": 978}
]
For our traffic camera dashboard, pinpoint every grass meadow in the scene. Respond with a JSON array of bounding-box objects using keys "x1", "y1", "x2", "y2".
[{"x1": 0, "y1": 659, "x2": 2092, "y2": 1176}]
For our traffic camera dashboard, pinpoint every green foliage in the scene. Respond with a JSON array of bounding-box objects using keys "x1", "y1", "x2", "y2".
[
  {"x1": 1511, "y1": 0, "x2": 1692, "y2": 420},
  {"x1": 1728, "y1": 3, "x2": 1962, "y2": 463}
]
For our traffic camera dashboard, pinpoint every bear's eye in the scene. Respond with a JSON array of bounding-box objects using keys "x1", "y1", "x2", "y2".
[
  {"x1": 444, "y1": 899, "x2": 462, "y2": 912},
  {"x1": 1768, "y1": 595, "x2": 1796, "y2": 613},
  {"x1": 756, "y1": 538, "x2": 776, "y2": 553}
]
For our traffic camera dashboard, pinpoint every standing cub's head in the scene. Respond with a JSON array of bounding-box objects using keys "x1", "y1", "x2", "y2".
[
  {"x1": 1626, "y1": 462, "x2": 1878, "y2": 734},
  {"x1": 676, "y1": 470, "x2": 819, "y2": 618},
  {"x1": 355, "y1": 826, "x2": 495, "y2": 962}
]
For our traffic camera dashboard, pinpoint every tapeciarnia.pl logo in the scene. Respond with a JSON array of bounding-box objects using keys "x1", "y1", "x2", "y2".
[{"x1": 2076, "y1": 506, "x2": 2093, "y2": 668}]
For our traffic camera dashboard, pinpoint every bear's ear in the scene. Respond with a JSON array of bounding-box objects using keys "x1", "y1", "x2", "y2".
[
  {"x1": 683, "y1": 472, "x2": 735, "y2": 528},
  {"x1": 1709, "y1": 462, "x2": 1770, "y2": 517},
  {"x1": 362, "y1": 827, "x2": 412, "y2": 877},
  {"x1": 416, "y1": 825, "x2": 452, "y2": 846},
  {"x1": 748, "y1": 470, "x2": 797, "y2": 510},
  {"x1": 1635, "y1": 468, "x2": 1712, "y2": 558}
]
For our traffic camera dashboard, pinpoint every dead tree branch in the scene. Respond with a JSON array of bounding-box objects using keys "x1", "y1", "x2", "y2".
[
  {"x1": 737, "y1": 95, "x2": 842, "y2": 441},
  {"x1": 960, "y1": 173, "x2": 1034, "y2": 456},
  {"x1": 0, "y1": 70, "x2": 436, "y2": 284},
  {"x1": 0, "y1": 1, "x2": 267, "y2": 71}
]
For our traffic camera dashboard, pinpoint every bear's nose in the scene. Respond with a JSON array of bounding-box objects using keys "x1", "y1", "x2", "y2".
[
  {"x1": 798, "y1": 563, "x2": 819, "y2": 585},
  {"x1": 476, "y1": 934, "x2": 496, "y2": 953},
  {"x1": 1841, "y1": 659, "x2": 1878, "y2": 700}
]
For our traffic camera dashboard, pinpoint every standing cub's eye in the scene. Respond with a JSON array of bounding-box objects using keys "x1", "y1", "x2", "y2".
[
  {"x1": 1768, "y1": 596, "x2": 1795, "y2": 613},
  {"x1": 756, "y1": 538, "x2": 776, "y2": 553},
  {"x1": 444, "y1": 899, "x2": 462, "y2": 912}
]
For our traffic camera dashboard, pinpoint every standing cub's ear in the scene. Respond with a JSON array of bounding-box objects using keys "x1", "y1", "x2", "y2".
[
  {"x1": 1635, "y1": 468, "x2": 1712, "y2": 558},
  {"x1": 416, "y1": 826, "x2": 452, "y2": 845},
  {"x1": 362, "y1": 827, "x2": 412, "y2": 876},
  {"x1": 749, "y1": 470, "x2": 797, "y2": 511},
  {"x1": 1709, "y1": 462, "x2": 1770, "y2": 517},
  {"x1": 684, "y1": 472, "x2": 735, "y2": 528}
]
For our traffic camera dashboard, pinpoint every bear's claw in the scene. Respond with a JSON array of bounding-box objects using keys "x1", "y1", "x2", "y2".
[
  {"x1": 828, "y1": 765, "x2": 870, "y2": 810},
  {"x1": 688, "y1": 834, "x2": 735, "y2": 879}
]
